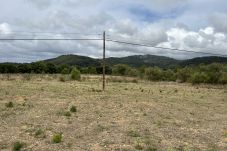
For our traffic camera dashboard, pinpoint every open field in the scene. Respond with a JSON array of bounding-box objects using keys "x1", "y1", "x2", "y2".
[{"x1": 0, "y1": 74, "x2": 227, "y2": 151}]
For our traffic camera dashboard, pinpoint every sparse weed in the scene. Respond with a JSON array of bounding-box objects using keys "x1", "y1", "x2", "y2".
[
  {"x1": 95, "y1": 124, "x2": 106, "y2": 132},
  {"x1": 12, "y1": 142, "x2": 24, "y2": 151},
  {"x1": 52, "y1": 133, "x2": 62, "y2": 143},
  {"x1": 64, "y1": 111, "x2": 71, "y2": 117},
  {"x1": 91, "y1": 88, "x2": 102, "y2": 92},
  {"x1": 224, "y1": 130, "x2": 227, "y2": 138},
  {"x1": 35, "y1": 128, "x2": 45, "y2": 138},
  {"x1": 5, "y1": 101, "x2": 14, "y2": 108},
  {"x1": 135, "y1": 143, "x2": 143, "y2": 150},
  {"x1": 71, "y1": 68, "x2": 81, "y2": 81},
  {"x1": 127, "y1": 130, "x2": 140, "y2": 137},
  {"x1": 145, "y1": 146, "x2": 158, "y2": 151},
  {"x1": 70, "y1": 106, "x2": 77, "y2": 113},
  {"x1": 59, "y1": 76, "x2": 66, "y2": 82},
  {"x1": 22, "y1": 74, "x2": 31, "y2": 81},
  {"x1": 156, "y1": 121, "x2": 162, "y2": 128}
]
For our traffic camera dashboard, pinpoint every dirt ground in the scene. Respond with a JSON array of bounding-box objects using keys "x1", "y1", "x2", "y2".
[{"x1": 0, "y1": 74, "x2": 227, "y2": 151}]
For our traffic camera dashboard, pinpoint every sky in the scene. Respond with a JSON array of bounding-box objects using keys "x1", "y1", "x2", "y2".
[{"x1": 0, "y1": 0, "x2": 227, "y2": 62}]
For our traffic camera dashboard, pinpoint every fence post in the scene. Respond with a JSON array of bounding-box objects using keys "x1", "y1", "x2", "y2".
[{"x1": 102, "y1": 31, "x2": 106, "y2": 91}]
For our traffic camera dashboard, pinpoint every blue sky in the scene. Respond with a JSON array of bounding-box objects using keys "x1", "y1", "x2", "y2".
[{"x1": 0, "y1": 0, "x2": 227, "y2": 62}]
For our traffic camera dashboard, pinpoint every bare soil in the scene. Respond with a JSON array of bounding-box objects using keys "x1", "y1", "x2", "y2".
[{"x1": 0, "y1": 74, "x2": 226, "y2": 151}]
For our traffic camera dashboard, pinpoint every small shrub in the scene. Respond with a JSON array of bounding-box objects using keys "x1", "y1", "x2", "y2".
[
  {"x1": 22, "y1": 74, "x2": 31, "y2": 81},
  {"x1": 59, "y1": 76, "x2": 66, "y2": 82},
  {"x1": 135, "y1": 143, "x2": 143, "y2": 150},
  {"x1": 64, "y1": 111, "x2": 71, "y2": 117},
  {"x1": 127, "y1": 130, "x2": 140, "y2": 137},
  {"x1": 35, "y1": 129, "x2": 45, "y2": 138},
  {"x1": 71, "y1": 68, "x2": 81, "y2": 81},
  {"x1": 52, "y1": 133, "x2": 62, "y2": 143},
  {"x1": 190, "y1": 72, "x2": 209, "y2": 84},
  {"x1": 12, "y1": 142, "x2": 24, "y2": 151},
  {"x1": 5, "y1": 101, "x2": 14, "y2": 108},
  {"x1": 70, "y1": 106, "x2": 77, "y2": 113},
  {"x1": 132, "y1": 79, "x2": 138, "y2": 83},
  {"x1": 91, "y1": 88, "x2": 102, "y2": 92},
  {"x1": 145, "y1": 146, "x2": 158, "y2": 151},
  {"x1": 61, "y1": 68, "x2": 70, "y2": 74}
]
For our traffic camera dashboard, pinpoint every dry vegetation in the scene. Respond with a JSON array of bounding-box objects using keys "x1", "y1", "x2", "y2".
[{"x1": 0, "y1": 74, "x2": 227, "y2": 151}]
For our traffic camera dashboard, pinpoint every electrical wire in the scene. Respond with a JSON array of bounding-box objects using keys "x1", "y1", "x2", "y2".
[{"x1": 106, "y1": 39, "x2": 227, "y2": 57}]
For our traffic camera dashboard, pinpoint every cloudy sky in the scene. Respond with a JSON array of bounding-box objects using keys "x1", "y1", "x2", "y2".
[{"x1": 0, "y1": 0, "x2": 227, "y2": 62}]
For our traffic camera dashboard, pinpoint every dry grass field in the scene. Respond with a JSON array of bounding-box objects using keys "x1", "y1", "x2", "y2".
[{"x1": 0, "y1": 74, "x2": 227, "y2": 151}]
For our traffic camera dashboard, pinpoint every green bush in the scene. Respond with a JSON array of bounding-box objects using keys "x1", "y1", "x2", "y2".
[
  {"x1": 71, "y1": 68, "x2": 81, "y2": 81},
  {"x1": 219, "y1": 72, "x2": 227, "y2": 84},
  {"x1": 70, "y1": 106, "x2": 77, "y2": 112},
  {"x1": 52, "y1": 133, "x2": 62, "y2": 143},
  {"x1": 59, "y1": 76, "x2": 66, "y2": 82},
  {"x1": 12, "y1": 142, "x2": 24, "y2": 151},
  {"x1": 35, "y1": 129, "x2": 45, "y2": 138},
  {"x1": 177, "y1": 67, "x2": 192, "y2": 83},
  {"x1": 144, "y1": 67, "x2": 163, "y2": 81},
  {"x1": 61, "y1": 68, "x2": 70, "y2": 74},
  {"x1": 190, "y1": 72, "x2": 209, "y2": 84},
  {"x1": 5, "y1": 101, "x2": 14, "y2": 108},
  {"x1": 112, "y1": 64, "x2": 130, "y2": 76},
  {"x1": 64, "y1": 111, "x2": 71, "y2": 117}
]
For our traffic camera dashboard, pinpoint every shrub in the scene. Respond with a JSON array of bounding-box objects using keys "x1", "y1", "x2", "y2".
[
  {"x1": 61, "y1": 68, "x2": 70, "y2": 74},
  {"x1": 190, "y1": 72, "x2": 209, "y2": 84},
  {"x1": 112, "y1": 64, "x2": 130, "y2": 76},
  {"x1": 70, "y1": 106, "x2": 77, "y2": 113},
  {"x1": 35, "y1": 129, "x2": 45, "y2": 138},
  {"x1": 218, "y1": 72, "x2": 227, "y2": 84},
  {"x1": 177, "y1": 67, "x2": 192, "y2": 83},
  {"x1": 71, "y1": 68, "x2": 81, "y2": 81},
  {"x1": 12, "y1": 142, "x2": 24, "y2": 151},
  {"x1": 64, "y1": 111, "x2": 71, "y2": 117},
  {"x1": 59, "y1": 76, "x2": 66, "y2": 82},
  {"x1": 127, "y1": 130, "x2": 140, "y2": 137},
  {"x1": 145, "y1": 146, "x2": 158, "y2": 151},
  {"x1": 52, "y1": 133, "x2": 62, "y2": 143},
  {"x1": 135, "y1": 143, "x2": 143, "y2": 150},
  {"x1": 5, "y1": 101, "x2": 14, "y2": 108},
  {"x1": 144, "y1": 67, "x2": 163, "y2": 81}
]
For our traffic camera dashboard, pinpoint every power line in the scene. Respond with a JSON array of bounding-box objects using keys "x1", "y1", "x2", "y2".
[
  {"x1": 0, "y1": 38, "x2": 103, "y2": 41},
  {"x1": 106, "y1": 35, "x2": 160, "y2": 45},
  {"x1": 1, "y1": 31, "x2": 102, "y2": 36},
  {"x1": 106, "y1": 39, "x2": 227, "y2": 57}
]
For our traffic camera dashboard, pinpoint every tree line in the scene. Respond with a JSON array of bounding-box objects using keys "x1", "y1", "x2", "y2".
[{"x1": 0, "y1": 62, "x2": 227, "y2": 84}]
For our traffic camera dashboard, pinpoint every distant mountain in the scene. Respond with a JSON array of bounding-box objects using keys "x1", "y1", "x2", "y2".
[
  {"x1": 44, "y1": 55, "x2": 101, "y2": 67},
  {"x1": 43, "y1": 54, "x2": 227, "y2": 68},
  {"x1": 1, "y1": 54, "x2": 227, "y2": 68},
  {"x1": 44, "y1": 54, "x2": 178, "y2": 68},
  {"x1": 105, "y1": 55, "x2": 179, "y2": 68},
  {"x1": 179, "y1": 56, "x2": 227, "y2": 66}
]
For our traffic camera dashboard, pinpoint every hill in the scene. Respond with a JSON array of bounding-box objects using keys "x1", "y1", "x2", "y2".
[
  {"x1": 43, "y1": 54, "x2": 227, "y2": 68},
  {"x1": 44, "y1": 55, "x2": 101, "y2": 67},
  {"x1": 105, "y1": 55, "x2": 178, "y2": 68},
  {"x1": 44, "y1": 54, "x2": 178, "y2": 68},
  {"x1": 179, "y1": 56, "x2": 227, "y2": 66}
]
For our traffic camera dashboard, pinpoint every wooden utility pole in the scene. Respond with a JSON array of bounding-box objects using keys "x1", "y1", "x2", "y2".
[{"x1": 102, "y1": 31, "x2": 106, "y2": 91}]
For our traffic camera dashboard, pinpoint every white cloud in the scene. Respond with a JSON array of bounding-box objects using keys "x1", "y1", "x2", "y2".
[
  {"x1": 0, "y1": 0, "x2": 227, "y2": 62},
  {"x1": 0, "y1": 23, "x2": 11, "y2": 34},
  {"x1": 209, "y1": 12, "x2": 227, "y2": 33}
]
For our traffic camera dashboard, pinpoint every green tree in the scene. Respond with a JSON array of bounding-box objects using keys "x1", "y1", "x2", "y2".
[
  {"x1": 61, "y1": 68, "x2": 70, "y2": 74},
  {"x1": 144, "y1": 67, "x2": 163, "y2": 81},
  {"x1": 113, "y1": 64, "x2": 130, "y2": 76},
  {"x1": 71, "y1": 67, "x2": 81, "y2": 80},
  {"x1": 190, "y1": 72, "x2": 209, "y2": 84}
]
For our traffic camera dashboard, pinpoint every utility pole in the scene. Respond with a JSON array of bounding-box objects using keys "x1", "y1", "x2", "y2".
[{"x1": 102, "y1": 31, "x2": 106, "y2": 91}]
